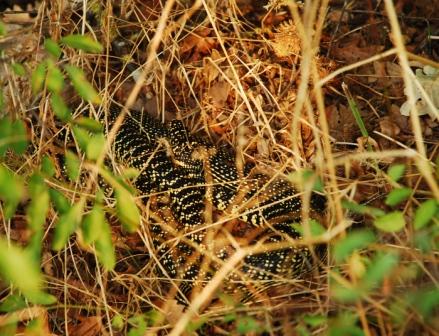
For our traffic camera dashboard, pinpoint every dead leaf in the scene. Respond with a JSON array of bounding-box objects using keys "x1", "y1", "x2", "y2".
[
  {"x1": 332, "y1": 38, "x2": 384, "y2": 63},
  {"x1": 68, "y1": 316, "x2": 103, "y2": 336},
  {"x1": 208, "y1": 81, "x2": 231, "y2": 108},
  {"x1": 180, "y1": 27, "x2": 216, "y2": 61}
]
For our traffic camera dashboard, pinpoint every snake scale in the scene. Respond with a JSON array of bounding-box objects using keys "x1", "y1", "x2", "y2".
[{"x1": 107, "y1": 104, "x2": 325, "y2": 302}]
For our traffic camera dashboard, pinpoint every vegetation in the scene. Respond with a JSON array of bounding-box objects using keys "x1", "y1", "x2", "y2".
[{"x1": 0, "y1": 0, "x2": 438, "y2": 335}]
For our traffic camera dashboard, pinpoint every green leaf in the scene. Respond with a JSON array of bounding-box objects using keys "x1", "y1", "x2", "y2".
[
  {"x1": 0, "y1": 118, "x2": 28, "y2": 156},
  {"x1": 52, "y1": 203, "x2": 83, "y2": 251},
  {"x1": 46, "y1": 62, "x2": 64, "y2": 94},
  {"x1": 115, "y1": 187, "x2": 141, "y2": 232},
  {"x1": 186, "y1": 317, "x2": 208, "y2": 333},
  {"x1": 0, "y1": 88, "x2": 4, "y2": 110},
  {"x1": 0, "y1": 323, "x2": 17, "y2": 336},
  {"x1": 331, "y1": 281, "x2": 362, "y2": 303},
  {"x1": 362, "y1": 252, "x2": 399, "y2": 290},
  {"x1": 0, "y1": 165, "x2": 24, "y2": 219},
  {"x1": 414, "y1": 199, "x2": 438, "y2": 230},
  {"x1": 41, "y1": 155, "x2": 56, "y2": 177},
  {"x1": 119, "y1": 167, "x2": 140, "y2": 180},
  {"x1": 341, "y1": 200, "x2": 385, "y2": 217},
  {"x1": 303, "y1": 314, "x2": 327, "y2": 328},
  {"x1": 61, "y1": 34, "x2": 103, "y2": 53},
  {"x1": 95, "y1": 222, "x2": 116, "y2": 271},
  {"x1": 65, "y1": 65, "x2": 101, "y2": 104},
  {"x1": 289, "y1": 169, "x2": 324, "y2": 192},
  {"x1": 373, "y1": 211, "x2": 406, "y2": 232},
  {"x1": 236, "y1": 316, "x2": 261, "y2": 334},
  {"x1": 31, "y1": 62, "x2": 46, "y2": 94},
  {"x1": 11, "y1": 63, "x2": 25, "y2": 76},
  {"x1": 49, "y1": 188, "x2": 71, "y2": 214},
  {"x1": 26, "y1": 174, "x2": 49, "y2": 231},
  {"x1": 72, "y1": 125, "x2": 92, "y2": 152},
  {"x1": 83, "y1": 204, "x2": 116, "y2": 271},
  {"x1": 411, "y1": 288, "x2": 439, "y2": 320},
  {"x1": 0, "y1": 238, "x2": 44, "y2": 301},
  {"x1": 65, "y1": 151, "x2": 81, "y2": 181},
  {"x1": 44, "y1": 38, "x2": 62, "y2": 58},
  {"x1": 223, "y1": 313, "x2": 237, "y2": 322},
  {"x1": 86, "y1": 133, "x2": 106, "y2": 161},
  {"x1": 292, "y1": 219, "x2": 326, "y2": 237},
  {"x1": 74, "y1": 117, "x2": 103, "y2": 133},
  {"x1": 112, "y1": 314, "x2": 124, "y2": 331},
  {"x1": 328, "y1": 312, "x2": 364, "y2": 336},
  {"x1": 65, "y1": 150, "x2": 81, "y2": 181},
  {"x1": 387, "y1": 164, "x2": 406, "y2": 182},
  {"x1": 0, "y1": 294, "x2": 27, "y2": 313},
  {"x1": 127, "y1": 315, "x2": 147, "y2": 336},
  {"x1": 385, "y1": 187, "x2": 412, "y2": 207},
  {"x1": 0, "y1": 20, "x2": 6, "y2": 36},
  {"x1": 82, "y1": 205, "x2": 106, "y2": 244},
  {"x1": 51, "y1": 93, "x2": 71, "y2": 121},
  {"x1": 333, "y1": 229, "x2": 376, "y2": 263}
]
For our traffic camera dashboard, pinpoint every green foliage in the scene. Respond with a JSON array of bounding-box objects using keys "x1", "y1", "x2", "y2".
[
  {"x1": 52, "y1": 203, "x2": 83, "y2": 251},
  {"x1": 65, "y1": 150, "x2": 81, "y2": 181},
  {"x1": 44, "y1": 38, "x2": 62, "y2": 59},
  {"x1": 82, "y1": 205, "x2": 115, "y2": 270},
  {"x1": 373, "y1": 211, "x2": 406, "y2": 232},
  {"x1": 341, "y1": 200, "x2": 385, "y2": 217},
  {"x1": 236, "y1": 316, "x2": 261, "y2": 334},
  {"x1": 85, "y1": 133, "x2": 106, "y2": 161},
  {"x1": 115, "y1": 186, "x2": 141, "y2": 232},
  {"x1": 414, "y1": 226, "x2": 439, "y2": 252},
  {"x1": 112, "y1": 314, "x2": 124, "y2": 331},
  {"x1": 333, "y1": 229, "x2": 376, "y2": 263},
  {"x1": 0, "y1": 165, "x2": 24, "y2": 219},
  {"x1": 26, "y1": 174, "x2": 50, "y2": 261},
  {"x1": 186, "y1": 317, "x2": 208, "y2": 333},
  {"x1": 414, "y1": 199, "x2": 438, "y2": 229},
  {"x1": 387, "y1": 164, "x2": 406, "y2": 182},
  {"x1": 61, "y1": 34, "x2": 104, "y2": 53},
  {"x1": 51, "y1": 93, "x2": 71, "y2": 121},
  {"x1": 362, "y1": 252, "x2": 399, "y2": 289},
  {"x1": 0, "y1": 20, "x2": 6, "y2": 35},
  {"x1": 0, "y1": 238, "x2": 51, "y2": 303},
  {"x1": 74, "y1": 116, "x2": 103, "y2": 132},
  {"x1": 292, "y1": 219, "x2": 326, "y2": 237},
  {"x1": 289, "y1": 168, "x2": 325, "y2": 192},
  {"x1": 328, "y1": 312, "x2": 364, "y2": 336},
  {"x1": 385, "y1": 187, "x2": 412, "y2": 206},
  {"x1": 332, "y1": 252, "x2": 399, "y2": 303},
  {"x1": 31, "y1": 62, "x2": 46, "y2": 94},
  {"x1": 49, "y1": 188, "x2": 71, "y2": 214},
  {"x1": 65, "y1": 65, "x2": 101, "y2": 103},
  {"x1": 11, "y1": 62, "x2": 26, "y2": 76},
  {"x1": 46, "y1": 60, "x2": 64, "y2": 94},
  {"x1": 41, "y1": 155, "x2": 56, "y2": 177},
  {"x1": 126, "y1": 314, "x2": 156, "y2": 336},
  {"x1": 0, "y1": 117, "x2": 28, "y2": 156},
  {"x1": 0, "y1": 294, "x2": 27, "y2": 313}
]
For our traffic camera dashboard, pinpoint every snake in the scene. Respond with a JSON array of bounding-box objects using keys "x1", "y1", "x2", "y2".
[{"x1": 107, "y1": 104, "x2": 325, "y2": 302}]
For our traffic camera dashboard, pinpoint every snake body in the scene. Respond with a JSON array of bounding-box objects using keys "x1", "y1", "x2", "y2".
[{"x1": 108, "y1": 105, "x2": 325, "y2": 301}]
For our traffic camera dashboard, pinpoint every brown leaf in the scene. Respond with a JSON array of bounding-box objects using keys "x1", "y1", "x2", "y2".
[
  {"x1": 180, "y1": 28, "x2": 216, "y2": 61},
  {"x1": 332, "y1": 39, "x2": 384, "y2": 63},
  {"x1": 208, "y1": 81, "x2": 231, "y2": 108},
  {"x1": 68, "y1": 316, "x2": 103, "y2": 336}
]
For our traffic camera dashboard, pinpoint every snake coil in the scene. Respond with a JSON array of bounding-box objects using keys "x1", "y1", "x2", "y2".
[{"x1": 108, "y1": 105, "x2": 325, "y2": 302}]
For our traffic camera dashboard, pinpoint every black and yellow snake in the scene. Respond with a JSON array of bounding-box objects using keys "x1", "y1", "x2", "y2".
[{"x1": 107, "y1": 104, "x2": 325, "y2": 302}]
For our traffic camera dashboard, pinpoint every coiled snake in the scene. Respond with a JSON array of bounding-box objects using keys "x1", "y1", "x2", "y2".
[{"x1": 108, "y1": 104, "x2": 325, "y2": 302}]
